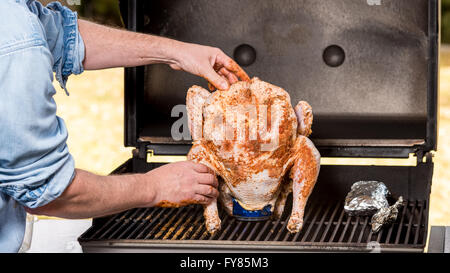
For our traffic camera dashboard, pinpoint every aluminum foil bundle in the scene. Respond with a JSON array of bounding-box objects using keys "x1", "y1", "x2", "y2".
[
  {"x1": 344, "y1": 181, "x2": 390, "y2": 216},
  {"x1": 371, "y1": 196, "x2": 404, "y2": 233}
]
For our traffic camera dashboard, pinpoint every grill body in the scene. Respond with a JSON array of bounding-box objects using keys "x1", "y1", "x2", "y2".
[
  {"x1": 79, "y1": 0, "x2": 439, "y2": 252},
  {"x1": 79, "y1": 159, "x2": 432, "y2": 252}
]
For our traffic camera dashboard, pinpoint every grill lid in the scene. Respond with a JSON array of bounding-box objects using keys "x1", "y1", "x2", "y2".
[{"x1": 119, "y1": 0, "x2": 438, "y2": 157}]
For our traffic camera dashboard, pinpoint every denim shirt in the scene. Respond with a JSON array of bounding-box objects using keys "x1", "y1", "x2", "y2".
[{"x1": 0, "y1": 0, "x2": 85, "y2": 252}]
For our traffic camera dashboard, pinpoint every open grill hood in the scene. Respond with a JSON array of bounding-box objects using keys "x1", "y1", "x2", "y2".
[{"x1": 121, "y1": 0, "x2": 438, "y2": 158}]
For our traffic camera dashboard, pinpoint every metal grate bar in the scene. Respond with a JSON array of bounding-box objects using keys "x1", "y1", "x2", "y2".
[
  {"x1": 154, "y1": 208, "x2": 182, "y2": 239},
  {"x1": 357, "y1": 217, "x2": 369, "y2": 243},
  {"x1": 172, "y1": 206, "x2": 202, "y2": 240},
  {"x1": 366, "y1": 229, "x2": 374, "y2": 243},
  {"x1": 210, "y1": 214, "x2": 230, "y2": 240},
  {"x1": 348, "y1": 216, "x2": 360, "y2": 243},
  {"x1": 192, "y1": 226, "x2": 206, "y2": 240},
  {"x1": 98, "y1": 209, "x2": 136, "y2": 240},
  {"x1": 384, "y1": 216, "x2": 395, "y2": 244},
  {"x1": 255, "y1": 219, "x2": 272, "y2": 241},
  {"x1": 245, "y1": 222, "x2": 262, "y2": 240},
  {"x1": 403, "y1": 201, "x2": 417, "y2": 244},
  {"x1": 301, "y1": 204, "x2": 325, "y2": 242},
  {"x1": 145, "y1": 208, "x2": 179, "y2": 239},
  {"x1": 107, "y1": 208, "x2": 143, "y2": 240},
  {"x1": 329, "y1": 206, "x2": 346, "y2": 242},
  {"x1": 199, "y1": 229, "x2": 210, "y2": 240},
  {"x1": 376, "y1": 227, "x2": 384, "y2": 243},
  {"x1": 228, "y1": 221, "x2": 243, "y2": 240},
  {"x1": 189, "y1": 211, "x2": 208, "y2": 240},
  {"x1": 117, "y1": 208, "x2": 150, "y2": 239},
  {"x1": 292, "y1": 202, "x2": 318, "y2": 241},
  {"x1": 264, "y1": 216, "x2": 283, "y2": 241},
  {"x1": 413, "y1": 201, "x2": 425, "y2": 245},
  {"x1": 89, "y1": 210, "x2": 126, "y2": 240},
  {"x1": 310, "y1": 202, "x2": 333, "y2": 242},
  {"x1": 236, "y1": 221, "x2": 253, "y2": 241},
  {"x1": 338, "y1": 213, "x2": 353, "y2": 243},
  {"x1": 275, "y1": 218, "x2": 291, "y2": 241},
  {"x1": 180, "y1": 209, "x2": 205, "y2": 240},
  {"x1": 394, "y1": 201, "x2": 409, "y2": 244},
  {"x1": 80, "y1": 199, "x2": 427, "y2": 250},
  {"x1": 218, "y1": 218, "x2": 236, "y2": 240},
  {"x1": 137, "y1": 208, "x2": 172, "y2": 239},
  {"x1": 127, "y1": 207, "x2": 162, "y2": 239},
  {"x1": 159, "y1": 207, "x2": 190, "y2": 240},
  {"x1": 166, "y1": 208, "x2": 196, "y2": 240},
  {"x1": 319, "y1": 201, "x2": 340, "y2": 243},
  {"x1": 281, "y1": 226, "x2": 293, "y2": 242}
]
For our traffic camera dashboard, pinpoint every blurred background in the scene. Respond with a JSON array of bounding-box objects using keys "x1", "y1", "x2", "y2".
[{"x1": 27, "y1": 0, "x2": 450, "y2": 252}]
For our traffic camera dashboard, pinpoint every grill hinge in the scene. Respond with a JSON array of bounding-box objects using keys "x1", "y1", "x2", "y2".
[
  {"x1": 136, "y1": 141, "x2": 150, "y2": 160},
  {"x1": 416, "y1": 151, "x2": 434, "y2": 165}
]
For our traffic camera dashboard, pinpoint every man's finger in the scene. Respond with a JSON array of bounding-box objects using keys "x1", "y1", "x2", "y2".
[
  {"x1": 204, "y1": 68, "x2": 229, "y2": 90},
  {"x1": 189, "y1": 162, "x2": 216, "y2": 176},
  {"x1": 198, "y1": 173, "x2": 218, "y2": 188},
  {"x1": 213, "y1": 62, "x2": 223, "y2": 72},
  {"x1": 193, "y1": 194, "x2": 214, "y2": 205},
  {"x1": 189, "y1": 162, "x2": 212, "y2": 173},
  {"x1": 196, "y1": 184, "x2": 219, "y2": 198},
  {"x1": 217, "y1": 54, "x2": 250, "y2": 81},
  {"x1": 220, "y1": 75, "x2": 229, "y2": 87},
  {"x1": 218, "y1": 67, "x2": 239, "y2": 84}
]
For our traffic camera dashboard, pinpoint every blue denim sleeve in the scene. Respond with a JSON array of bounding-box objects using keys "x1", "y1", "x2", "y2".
[
  {"x1": 0, "y1": 0, "x2": 76, "y2": 209},
  {"x1": 27, "y1": 0, "x2": 85, "y2": 94}
]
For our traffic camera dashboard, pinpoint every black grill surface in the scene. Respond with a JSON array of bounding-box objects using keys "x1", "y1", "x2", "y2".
[{"x1": 79, "y1": 199, "x2": 427, "y2": 252}]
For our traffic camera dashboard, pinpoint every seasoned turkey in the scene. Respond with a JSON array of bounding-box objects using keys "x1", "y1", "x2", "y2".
[{"x1": 187, "y1": 77, "x2": 320, "y2": 234}]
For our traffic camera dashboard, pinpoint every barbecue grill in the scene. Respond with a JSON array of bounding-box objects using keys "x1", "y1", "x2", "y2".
[{"x1": 78, "y1": 0, "x2": 445, "y2": 252}]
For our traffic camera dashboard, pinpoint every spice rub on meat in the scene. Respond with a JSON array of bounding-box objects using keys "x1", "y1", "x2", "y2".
[{"x1": 186, "y1": 77, "x2": 320, "y2": 234}]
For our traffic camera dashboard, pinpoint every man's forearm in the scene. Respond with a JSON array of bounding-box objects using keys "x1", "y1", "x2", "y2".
[
  {"x1": 78, "y1": 19, "x2": 249, "y2": 90},
  {"x1": 78, "y1": 19, "x2": 182, "y2": 70},
  {"x1": 26, "y1": 169, "x2": 154, "y2": 219},
  {"x1": 27, "y1": 161, "x2": 220, "y2": 219}
]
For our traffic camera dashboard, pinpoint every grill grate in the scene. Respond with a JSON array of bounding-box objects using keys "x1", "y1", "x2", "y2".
[{"x1": 79, "y1": 199, "x2": 427, "y2": 251}]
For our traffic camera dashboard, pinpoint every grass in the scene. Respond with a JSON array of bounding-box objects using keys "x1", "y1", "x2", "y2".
[{"x1": 53, "y1": 58, "x2": 450, "y2": 226}]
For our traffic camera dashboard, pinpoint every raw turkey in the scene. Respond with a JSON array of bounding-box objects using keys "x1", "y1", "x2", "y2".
[{"x1": 186, "y1": 77, "x2": 321, "y2": 234}]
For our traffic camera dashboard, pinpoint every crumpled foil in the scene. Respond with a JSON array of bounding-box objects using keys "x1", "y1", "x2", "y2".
[
  {"x1": 371, "y1": 196, "x2": 404, "y2": 233},
  {"x1": 344, "y1": 181, "x2": 390, "y2": 216}
]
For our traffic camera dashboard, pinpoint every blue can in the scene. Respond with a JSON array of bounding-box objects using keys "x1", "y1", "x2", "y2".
[{"x1": 232, "y1": 198, "x2": 272, "y2": 221}]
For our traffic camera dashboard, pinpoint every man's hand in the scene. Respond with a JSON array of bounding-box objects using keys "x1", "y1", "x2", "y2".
[
  {"x1": 145, "y1": 161, "x2": 219, "y2": 207},
  {"x1": 169, "y1": 43, "x2": 250, "y2": 90},
  {"x1": 78, "y1": 20, "x2": 249, "y2": 91}
]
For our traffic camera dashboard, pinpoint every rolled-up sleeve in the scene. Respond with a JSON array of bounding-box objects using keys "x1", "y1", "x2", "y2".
[
  {"x1": 27, "y1": 0, "x2": 85, "y2": 93},
  {"x1": 0, "y1": 0, "x2": 78, "y2": 209},
  {"x1": 0, "y1": 45, "x2": 76, "y2": 209},
  {"x1": 0, "y1": 41, "x2": 76, "y2": 208}
]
